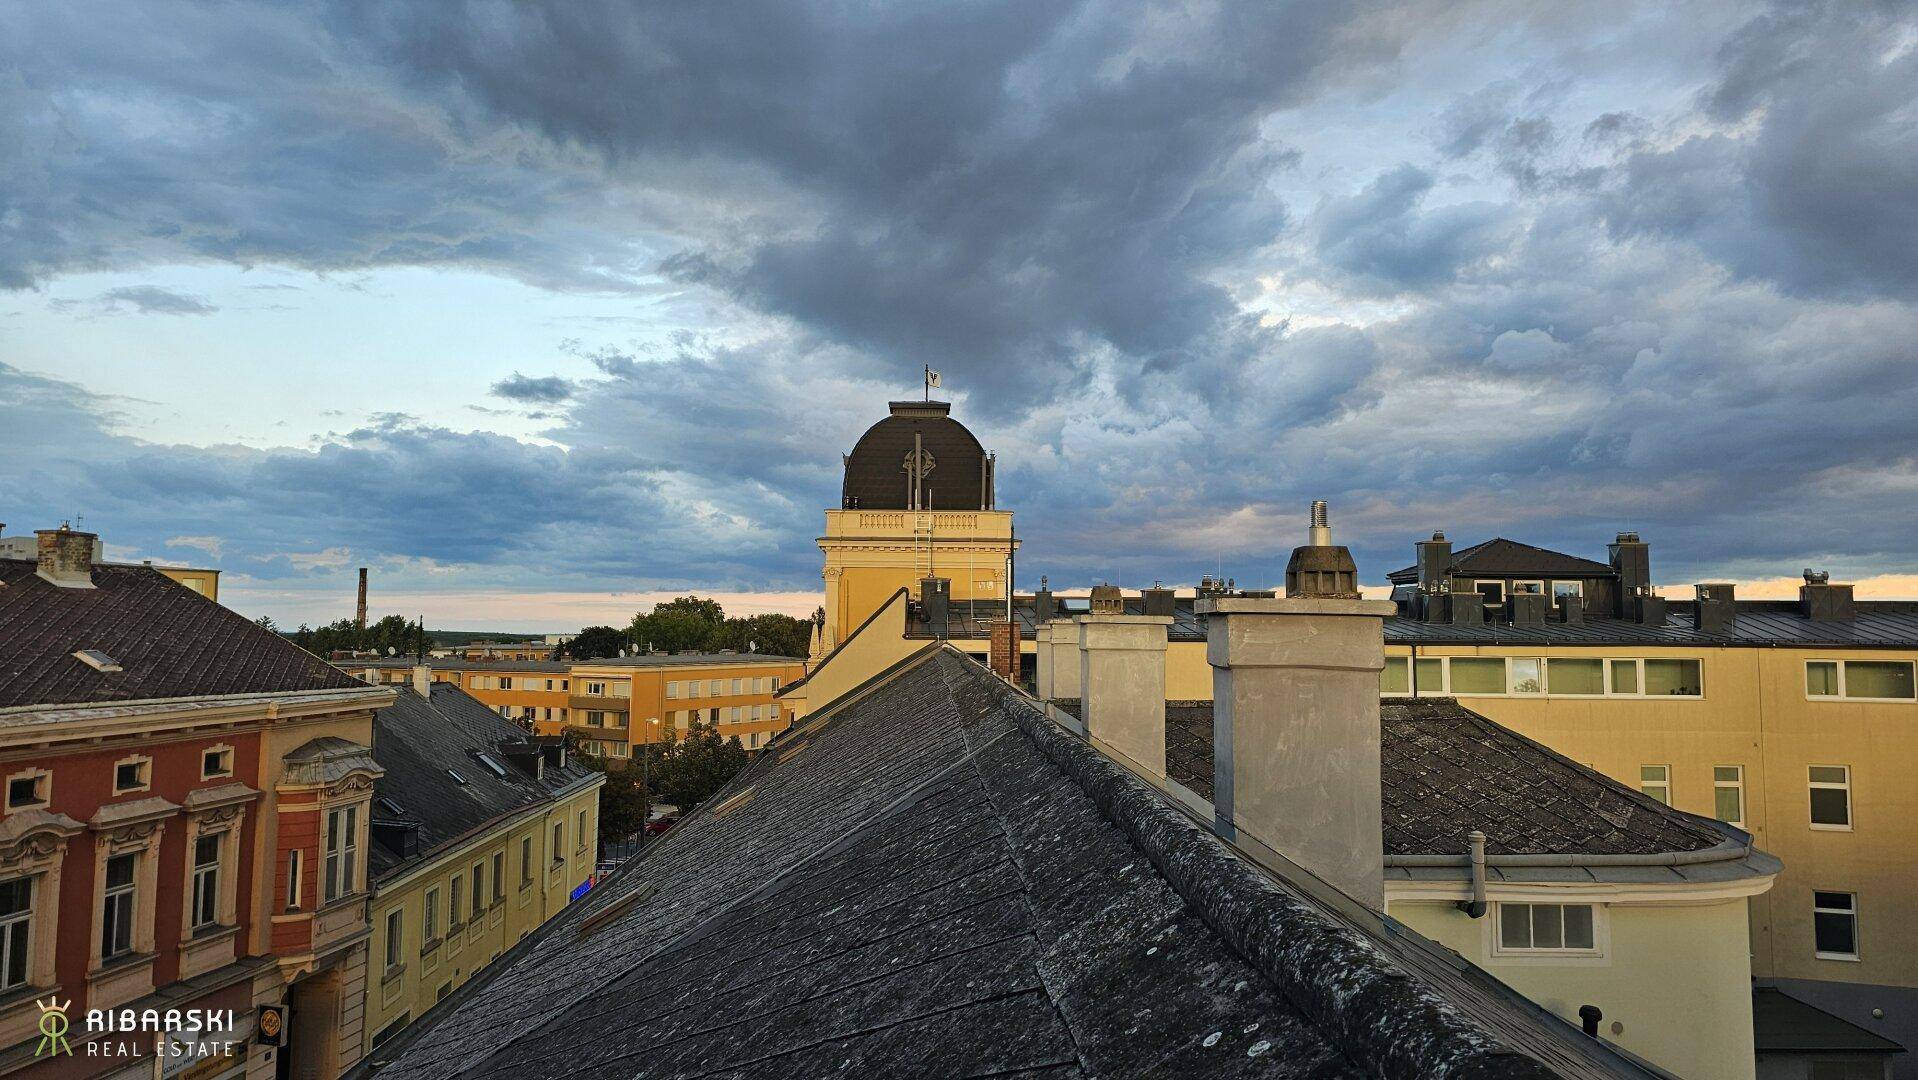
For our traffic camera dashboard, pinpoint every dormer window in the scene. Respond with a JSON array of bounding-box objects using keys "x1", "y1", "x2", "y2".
[
  {"x1": 5, "y1": 770, "x2": 48, "y2": 811},
  {"x1": 201, "y1": 746, "x2": 234, "y2": 779},
  {"x1": 1474, "y1": 581, "x2": 1504, "y2": 607}
]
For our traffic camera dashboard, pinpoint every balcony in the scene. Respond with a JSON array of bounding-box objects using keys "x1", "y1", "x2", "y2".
[{"x1": 568, "y1": 694, "x2": 630, "y2": 713}]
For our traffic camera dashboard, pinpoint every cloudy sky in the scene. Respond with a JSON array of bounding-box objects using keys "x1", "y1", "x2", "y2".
[{"x1": 5, "y1": 1, "x2": 1916, "y2": 630}]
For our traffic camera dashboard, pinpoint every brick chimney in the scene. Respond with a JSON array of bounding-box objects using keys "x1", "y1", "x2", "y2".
[
  {"x1": 1078, "y1": 609, "x2": 1173, "y2": 785},
  {"x1": 36, "y1": 526, "x2": 98, "y2": 589},
  {"x1": 1197, "y1": 595, "x2": 1396, "y2": 912}
]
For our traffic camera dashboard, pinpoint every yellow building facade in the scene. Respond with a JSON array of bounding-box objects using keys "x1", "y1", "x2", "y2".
[{"x1": 360, "y1": 681, "x2": 603, "y2": 1057}]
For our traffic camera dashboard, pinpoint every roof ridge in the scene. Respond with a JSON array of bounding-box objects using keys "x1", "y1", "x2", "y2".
[{"x1": 984, "y1": 674, "x2": 1560, "y2": 1078}]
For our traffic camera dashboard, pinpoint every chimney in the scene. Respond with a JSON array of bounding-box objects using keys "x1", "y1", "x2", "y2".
[
  {"x1": 1034, "y1": 621, "x2": 1056, "y2": 699},
  {"x1": 1694, "y1": 583, "x2": 1737, "y2": 636},
  {"x1": 1800, "y1": 570, "x2": 1856, "y2": 621},
  {"x1": 1033, "y1": 575, "x2": 1057, "y2": 622},
  {"x1": 1078, "y1": 607, "x2": 1173, "y2": 785},
  {"x1": 356, "y1": 567, "x2": 369, "y2": 630},
  {"x1": 501, "y1": 739, "x2": 543, "y2": 781},
  {"x1": 1416, "y1": 531, "x2": 1452, "y2": 593},
  {"x1": 1508, "y1": 592, "x2": 1550, "y2": 626},
  {"x1": 921, "y1": 577, "x2": 951, "y2": 636},
  {"x1": 1089, "y1": 583, "x2": 1124, "y2": 614},
  {"x1": 412, "y1": 664, "x2": 433, "y2": 699},
  {"x1": 1608, "y1": 532, "x2": 1651, "y2": 618},
  {"x1": 1198, "y1": 595, "x2": 1396, "y2": 911},
  {"x1": 1044, "y1": 618, "x2": 1082, "y2": 700},
  {"x1": 36, "y1": 526, "x2": 98, "y2": 589},
  {"x1": 1284, "y1": 501, "x2": 1359, "y2": 599},
  {"x1": 1142, "y1": 584, "x2": 1176, "y2": 617}
]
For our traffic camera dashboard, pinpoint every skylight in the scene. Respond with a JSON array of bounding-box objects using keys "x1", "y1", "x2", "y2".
[
  {"x1": 475, "y1": 753, "x2": 508, "y2": 778},
  {"x1": 377, "y1": 797, "x2": 407, "y2": 817},
  {"x1": 447, "y1": 768, "x2": 468, "y2": 785},
  {"x1": 73, "y1": 649, "x2": 123, "y2": 672}
]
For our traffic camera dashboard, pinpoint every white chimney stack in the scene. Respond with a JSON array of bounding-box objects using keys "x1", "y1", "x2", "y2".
[
  {"x1": 1198, "y1": 595, "x2": 1396, "y2": 911},
  {"x1": 1077, "y1": 607, "x2": 1173, "y2": 785},
  {"x1": 1044, "y1": 617, "x2": 1082, "y2": 700},
  {"x1": 412, "y1": 664, "x2": 433, "y2": 699}
]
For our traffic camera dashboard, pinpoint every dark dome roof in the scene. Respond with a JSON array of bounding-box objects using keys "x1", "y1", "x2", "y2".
[{"x1": 842, "y1": 401, "x2": 992, "y2": 511}]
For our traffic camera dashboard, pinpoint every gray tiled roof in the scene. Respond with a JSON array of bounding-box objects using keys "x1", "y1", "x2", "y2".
[
  {"x1": 368, "y1": 685, "x2": 599, "y2": 880},
  {"x1": 1751, "y1": 987, "x2": 1905, "y2": 1054},
  {"x1": 1385, "y1": 538, "x2": 1618, "y2": 584},
  {"x1": 0, "y1": 558, "x2": 364, "y2": 709},
  {"x1": 364, "y1": 649, "x2": 1660, "y2": 1079}
]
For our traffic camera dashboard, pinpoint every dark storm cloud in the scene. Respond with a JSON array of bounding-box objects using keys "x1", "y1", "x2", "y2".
[
  {"x1": 491, "y1": 373, "x2": 574, "y2": 403},
  {"x1": 5, "y1": 0, "x2": 1918, "y2": 597}
]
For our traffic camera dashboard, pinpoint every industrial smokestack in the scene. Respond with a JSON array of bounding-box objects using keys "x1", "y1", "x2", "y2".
[{"x1": 357, "y1": 567, "x2": 369, "y2": 630}]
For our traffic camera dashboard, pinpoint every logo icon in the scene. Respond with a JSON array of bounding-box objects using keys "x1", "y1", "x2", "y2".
[{"x1": 35, "y1": 997, "x2": 72, "y2": 1057}]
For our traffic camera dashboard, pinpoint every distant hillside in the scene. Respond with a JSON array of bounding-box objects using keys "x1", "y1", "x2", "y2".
[{"x1": 425, "y1": 629, "x2": 560, "y2": 646}]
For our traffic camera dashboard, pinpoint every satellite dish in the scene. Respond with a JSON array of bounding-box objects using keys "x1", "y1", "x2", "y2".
[
  {"x1": 386, "y1": 646, "x2": 396, "y2": 656},
  {"x1": 618, "y1": 649, "x2": 627, "y2": 657}
]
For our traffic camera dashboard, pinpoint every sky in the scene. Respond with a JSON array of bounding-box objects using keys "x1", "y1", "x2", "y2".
[{"x1": 4, "y1": 1, "x2": 1916, "y2": 631}]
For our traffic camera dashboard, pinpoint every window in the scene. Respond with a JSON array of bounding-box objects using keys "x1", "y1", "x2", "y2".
[
  {"x1": 449, "y1": 876, "x2": 463, "y2": 927},
  {"x1": 586, "y1": 681, "x2": 607, "y2": 697},
  {"x1": 325, "y1": 805, "x2": 359, "y2": 902},
  {"x1": 1609, "y1": 659, "x2": 1638, "y2": 695},
  {"x1": 1810, "y1": 766, "x2": 1852, "y2": 829},
  {"x1": 1510, "y1": 658, "x2": 1543, "y2": 695},
  {"x1": 384, "y1": 909, "x2": 403, "y2": 972},
  {"x1": 1807, "y1": 660, "x2": 1916, "y2": 701},
  {"x1": 423, "y1": 887, "x2": 439, "y2": 942},
  {"x1": 666, "y1": 681, "x2": 681, "y2": 699},
  {"x1": 1547, "y1": 658, "x2": 1604, "y2": 696},
  {"x1": 201, "y1": 747, "x2": 233, "y2": 779},
  {"x1": 552, "y1": 822, "x2": 564, "y2": 864},
  {"x1": 285, "y1": 850, "x2": 302, "y2": 912},
  {"x1": 587, "y1": 711, "x2": 605, "y2": 727},
  {"x1": 521, "y1": 837, "x2": 533, "y2": 885},
  {"x1": 471, "y1": 864, "x2": 483, "y2": 917},
  {"x1": 499, "y1": 677, "x2": 513, "y2": 690},
  {"x1": 577, "y1": 810, "x2": 588, "y2": 851},
  {"x1": 0, "y1": 878, "x2": 31, "y2": 991},
  {"x1": 1640, "y1": 765, "x2": 1671, "y2": 805},
  {"x1": 190, "y1": 835, "x2": 221, "y2": 929},
  {"x1": 731, "y1": 678, "x2": 744, "y2": 695},
  {"x1": 1643, "y1": 659, "x2": 1702, "y2": 696},
  {"x1": 1551, "y1": 580, "x2": 1583, "y2": 602},
  {"x1": 1450, "y1": 658, "x2": 1506, "y2": 695},
  {"x1": 1496, "y1": 902, "x2": 1597, "y2": 953},
  {"x1": 1414, "y1": 658, "x2": 1444, "y2": 693},
  {"x1": 1813, "y1": 892, "x2": 1858, "y2": 959},
  {"x1": 102, "y1": 853, "x2": 137, "y2": 959},
  {"x1": 5, "y1": 771, "x2": 48, "y2": 811},
  {"x1": 113, "y1": 757, "x2": 151, "y2": 794},
  {"x1": 771, "y1": 677, "x2": 781, "y2": 692},
  {"x1": 492, "y1": 853, "x2": 504, "y2": 899},
  {"x1": 1475, "y1": 580, "x2": 1505, "y2": 607},
  {"x1": 1714, "y1": 766, "x2": 1746, "y2": 827}
]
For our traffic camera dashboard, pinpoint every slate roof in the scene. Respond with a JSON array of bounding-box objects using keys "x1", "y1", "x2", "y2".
[
  {"x1": 368, "y1": 684, "x2": 600, "y2": 879},
  {"x1": 1385, "y1": 538, "x2": 1618, "y2": 584},
  {"x1": 923, "y1": 593, "x2": 1918, "y2": 649},
  {"x1": 364, "y1": 648, "x2": 1661, "y2": 1079},
  {"x1": 0, "y1": 557, "x2": 364, "y2": 709},
  {"x1": 1751, "y1": 987, "x2": 1905, "y2": 1054}
]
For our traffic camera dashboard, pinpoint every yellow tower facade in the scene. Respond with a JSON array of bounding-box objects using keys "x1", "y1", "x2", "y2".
[{"x1": 816, "y1": 400, "x2": 1016, "y2": 656}]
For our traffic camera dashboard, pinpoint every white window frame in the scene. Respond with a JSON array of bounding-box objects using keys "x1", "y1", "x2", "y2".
[
  {"x1": 285, "y1": 850, "x2": 303, "y2": 912},
  {"x1": 520, "y1": 837, "x2": 534, "y2": 887},
  {"x1": 423, "y1": 886, "x2": 440, "y2": 943},
  {"x1": 1640, "y1": 764, "x2": 1671, "y2": 805},
  {"x1": 586, "y1": 681, "x2": 607, "y2": 697},
  {"x1": 324, "y1": 805, "x2": 360, "y2": 903},
  {"x1": 551, "y1": 822, "x2": 565, "y2": 866},
  {"x1": 1809, "y1": 765, "x2": 1853, "y2": 831},
  {"x1": 1509, "y1": 580, "x2": 1545, "y2": 596},
  {"x1": 1509, "y1": 657, "x2": 1545, "y2": 696},
  {"x1": 189, "y1": 833, "x2": 221, "y2": 930},
  {"x1": 1713, "y1": 766, "x2": 1746, "y2": 828},
  {"x1": 1805, "y1": 659, "x2": 1917, "y2": 703},
  {"x1": 101, "y1": 852, "x2": 138, "y2": 959},
  {"x1": 1490, "y1": 901, "x2": 1605, "y2": 959},
  {"x1": 1813, "y1": 891, "x2": 1859, "y2": 961},
  {"x1": 383, "y1": 908, "x2": 404, "y2": 973},
  {"x1": 1550, "y1": 580, "x2": 1584, "y2": 602},
  {"x1": 1543, "y1": 657, "x2": 1607, "y2": 698},
  {"x1": 448, "y1": 875, "x2": 463, "y2": 929},
  {"x1": 0, "y1": 876, "x2": 32, "y2": 992},
  {"x1": 1474, "y1": 580, "x2": 1506, "y2": 607}
]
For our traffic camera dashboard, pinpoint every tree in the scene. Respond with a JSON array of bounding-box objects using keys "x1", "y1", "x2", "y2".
[
  {"x1": 562, "y1": 625, "x2": 631, "y2": 660},
  {"x1": 650, "y1": 723, "x2": 749, "y2": 810},
  {"x1": 630, "y1": 595, "x2": 723, "y2": 654},
  {"x1": 596, "y1": 767, "x2": 650, "y2": 845},
  {"x1": 254, "y1": 615, "x2": 279, "y2": 633}
]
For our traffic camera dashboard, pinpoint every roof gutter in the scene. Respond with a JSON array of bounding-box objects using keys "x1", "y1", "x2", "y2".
[{"x1": 1387, "y1": 836, "x2": 1755, "y2": 868}]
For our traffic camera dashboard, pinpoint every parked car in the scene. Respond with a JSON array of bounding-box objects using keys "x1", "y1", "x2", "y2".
[{"x1": 643, "y1": 814, "x2": 679, "y2": 837}]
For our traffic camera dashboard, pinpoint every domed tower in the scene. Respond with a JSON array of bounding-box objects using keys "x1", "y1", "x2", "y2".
[{"x1": 816, "y1": 398, "x2": 1016, "y2": 657}]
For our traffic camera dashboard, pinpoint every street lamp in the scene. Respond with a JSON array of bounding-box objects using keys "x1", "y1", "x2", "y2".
[{"x1": 641, "y1": 717, "x2": 661, "y2": 843}]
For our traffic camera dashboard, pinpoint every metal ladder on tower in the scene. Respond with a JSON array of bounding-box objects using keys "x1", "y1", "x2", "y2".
[{"x1": 913, "y1": 512, "x2": 934, "y2": 580}]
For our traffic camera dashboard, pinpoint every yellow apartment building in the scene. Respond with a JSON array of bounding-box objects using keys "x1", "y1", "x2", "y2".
[
  {"x1": 347, "y1": 659, "x2": 575, "y2": 728},
  {"x1": 565, "y1": 654, "x2": 807, "y2": 760},
  {"x1": 360, "y1": 674, "x2": 603, "y2": 1058}
]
